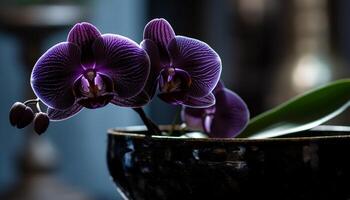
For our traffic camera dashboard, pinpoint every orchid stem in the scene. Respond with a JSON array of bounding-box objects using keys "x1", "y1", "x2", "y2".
[
  {"x1": 24, "y1": 98, "x2": 39, "y2": 105},
  {"x1": 133, "y1": 107, "x2": 161, "y2": 136},
  {"x1": 169, "y1": 107, "x2": 181, "y2": 136},
  {"x1": 35, "y1": 101, "x2": 42, "y2": 113}
]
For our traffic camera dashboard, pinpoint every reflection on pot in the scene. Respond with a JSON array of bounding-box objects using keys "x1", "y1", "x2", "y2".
[{"x1": 107, "y1": 125, "x2": 350, "y2": 200}]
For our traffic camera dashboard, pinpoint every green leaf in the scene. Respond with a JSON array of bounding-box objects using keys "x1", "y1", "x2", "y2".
[{"x1": 237, "y1": 79, "x2": 350, "y2": 139}]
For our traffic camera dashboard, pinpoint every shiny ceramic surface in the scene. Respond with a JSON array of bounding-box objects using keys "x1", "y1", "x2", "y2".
[{"x1": 107, "y1": 126, "x2": 350, "y2": 200}]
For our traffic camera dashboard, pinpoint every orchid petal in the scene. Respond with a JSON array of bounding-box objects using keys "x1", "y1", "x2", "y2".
[
  {"x1": 140, "y1": 39, "x2": 161, "y2": 98},
  {"x1": 31, "y1": 42, "x2": 82, "y2": 110},
  {"x1": 182, "y1": 93, "x2": 215, "y2": 108},
  {"x1": 67, "y1": 22, "x2": 101, "y2": 66},
  {"x1": 158, "y1": 91, "x2": 187, "y2": 106},
  {"x1": 168, "y1": 36, "x2": 222, "y2": 98},
  {"x1": 143, "y1": 18, "x2": 175, "y2": 64},
  {"x1": 213, "y1": 80, "x2": 225, "y2": 93},
  {"x1": 209, "y1": 89, "x2": 250, "y2": 138},
  {"x1": 203, "y1": 114, "x2": 214, "y2": 134},
  {"x1": 111, "y1": 90, "x2": 150, "y2": 108},
  {"x1": 93, "y1": 34, "x2": 150, "y2": 98},
  {"x1": 47, "y1": 104, "x2": 83, "y2": 121},
  {"x1": 181, "y1": 107, "x2": 204, "y2": 131}
]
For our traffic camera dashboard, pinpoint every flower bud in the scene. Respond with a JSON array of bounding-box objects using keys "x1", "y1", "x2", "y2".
[
  {"x1": 33, "y1": 112, "x2": 50, "y2": 135},
  {"x1": 17, "y1": 106, "x2": 35, "y2": 128},
  {"x1": 9, "y1": 102, "x2": 26, "y2": 126}
]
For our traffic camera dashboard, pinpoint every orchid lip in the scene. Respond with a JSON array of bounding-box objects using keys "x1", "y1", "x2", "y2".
[
  {"x1": 157, "y1": 90, "x2": 187, "y2": 106},
  {"x1": 157, "y1": 67, "x2": 194, "y2": 105},
  {"x1": 76, "y1": 93, "x2": 114, "y2": 109},
  {"x1": 159, "y1": 67, "x2": 192, "y2": 93},
  {"x1": 73, "y1": 71, "x2": 115, "y2": 109}
]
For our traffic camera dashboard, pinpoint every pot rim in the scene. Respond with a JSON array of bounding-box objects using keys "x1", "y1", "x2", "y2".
[{"x1": 107, "y1": 125, "x2": 350, "y2": 143}]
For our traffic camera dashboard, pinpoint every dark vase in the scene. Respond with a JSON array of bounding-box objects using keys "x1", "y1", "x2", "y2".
[{"x1": 107, "y1": 125, "x2": 350, "y2": 200}]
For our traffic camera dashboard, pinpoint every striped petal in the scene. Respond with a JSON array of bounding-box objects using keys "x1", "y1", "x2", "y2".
[
  {"x1": 31, "y1": 42, "x2": 82, "y2": 110},
  {"x1": 140, "y1": 39, "x2": 162, "y2": 99},
  {"x1": 182, "y1": 93, "x2": 215, "y2": 108},
  {"x1": 47, "y1": 104, "x2": 83, "y2": 121},
  {"x1": 92, "y1": 34, "x2": 150, "y2": 99},
  {"x1": 67, "y1": 22, "x2": 101, "y2": 66},
  {"x1": 168, "y1": 36, "x2": 222, "y2": 98},
  {"x1": 143, "y1": 18, "x2": 175, "y2": 64},
  {"x1": 111, "y1": 90, "x2": 150, "y2": 108}
]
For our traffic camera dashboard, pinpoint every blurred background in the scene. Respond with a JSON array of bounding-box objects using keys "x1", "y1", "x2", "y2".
[{"x1": 1, "y1": 0, "x2": 350, "y2": 199}]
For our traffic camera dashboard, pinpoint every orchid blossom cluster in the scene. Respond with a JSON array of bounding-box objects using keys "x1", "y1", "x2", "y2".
[{"x1": 9, "y1": 18, "x2": 249, "y2": 138}]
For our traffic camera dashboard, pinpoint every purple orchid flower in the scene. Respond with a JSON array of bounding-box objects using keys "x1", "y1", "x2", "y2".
[
  {"x1": 127, "y1": 18, "x2": 222, "y2": 108},
  {"x1": 31, "y1": 22, "x2": 150, "y2": 121},
  {"x1": 182, "y1": 81, "x2": 250, "y2": 138}
]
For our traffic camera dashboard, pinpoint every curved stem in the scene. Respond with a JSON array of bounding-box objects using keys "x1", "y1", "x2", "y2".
[
  {"x1": 169, "y1": 107, "x2": 181, "y2": 136},
  {"x1": 24, "y1": 98, "x2": 39, "y2": 105},
  {"x1": 36, "y1": 101, "x2": 42, "y2": 113},
  {"x1": 133, "y1": 107, "x2": 161, "y2": 136}
]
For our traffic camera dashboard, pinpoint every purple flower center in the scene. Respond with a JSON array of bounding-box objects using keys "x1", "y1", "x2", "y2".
[
  {"x1": 158, "y1": 67, "x2": 192, "y2": 105},
  {"x1": 73, "y1": 68, "x2": 114, "y2": 109}
]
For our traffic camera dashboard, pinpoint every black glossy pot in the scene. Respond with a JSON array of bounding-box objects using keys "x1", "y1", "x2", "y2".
[{"x1": 107, "y1": 125, "x2": 350, "y2": 200}]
